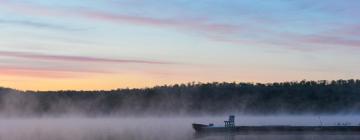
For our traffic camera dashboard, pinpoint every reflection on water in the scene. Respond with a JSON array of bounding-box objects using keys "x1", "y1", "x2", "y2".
[{"x1": 0, "y1": 116, "x2": 359, "y2": 140}]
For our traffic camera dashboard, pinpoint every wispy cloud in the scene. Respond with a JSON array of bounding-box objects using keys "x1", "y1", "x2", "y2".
[
  {"x1": 0, "y1": 2, "x2": 242, "y2": 35},
  {"x1": 0, "y1": 50, "x2": 176, "y2": 78},
  {"x1": 296, "y1": 35, "x2": 360, "y2": 48},
  {"x1": 93, "y1": 12, "x2": 359, "y2": 51},
  {"x1": 0, "y1": 19, "x2": 85, "y2": 31},
  {"x1": 274, "y1": 25, "x2": 360, "y2": 50},
  {"x1": 77, "y1": 9, "x2": 241, "y2": 34},
  {"x1": 0, "y1": 51, "x2": 175, "y2": 65},
  {"x1": 1, "y1": 1, "x2": 359, "y2": 52},
  {"x1": 326, "y1": 25, "x2": 360, "y2": 37},
  {"x1": 0, "y1": 65, "x2": 85, "y2": 78}
]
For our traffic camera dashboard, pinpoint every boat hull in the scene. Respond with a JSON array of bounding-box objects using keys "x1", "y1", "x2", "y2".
[{"x1": 193, "y1": 124, "x2": 360, "y2": 134}]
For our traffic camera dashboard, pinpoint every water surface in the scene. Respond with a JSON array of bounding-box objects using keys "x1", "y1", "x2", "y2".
[{"x1": 0, "y1": 116, "x2": 359, "y2": 140}]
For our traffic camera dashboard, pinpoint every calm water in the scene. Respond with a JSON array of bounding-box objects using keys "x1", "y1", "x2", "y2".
[{"x1": 0, "y1": 116, "x2": 359, "y2": 140}]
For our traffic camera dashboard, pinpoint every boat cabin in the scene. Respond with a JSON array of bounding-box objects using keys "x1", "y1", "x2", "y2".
[{"x1": 224, "y1": 115, "x2": 235, "y2": 127}]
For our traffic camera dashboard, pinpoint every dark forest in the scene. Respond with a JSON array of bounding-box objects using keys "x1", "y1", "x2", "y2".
[{"x1": 1, "y1": 79, "x2": 360, "y2": 116}]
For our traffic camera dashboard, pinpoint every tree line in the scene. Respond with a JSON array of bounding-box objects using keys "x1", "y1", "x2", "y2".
[{"x1": 0, "y1": 79, "x2": 359, "y2": 116}]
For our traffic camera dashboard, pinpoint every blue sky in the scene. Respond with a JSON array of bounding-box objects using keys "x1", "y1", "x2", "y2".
[{"x1": 0, "y1": 0, "x2": 359, "y2": 90}]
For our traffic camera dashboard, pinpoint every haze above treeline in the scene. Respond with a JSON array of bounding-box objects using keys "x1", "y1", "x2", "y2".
[{"x1": 0, "y1": 79, "x2": 359, "y2": 116}]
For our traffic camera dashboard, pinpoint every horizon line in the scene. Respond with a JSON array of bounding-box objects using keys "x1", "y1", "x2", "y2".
[{"x1": 3, "y1": 79, "x2": 358, "y2": 92}]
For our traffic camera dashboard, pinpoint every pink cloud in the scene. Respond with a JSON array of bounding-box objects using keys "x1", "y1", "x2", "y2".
[
  {"x1": 1, "y1": 2, "x2": 241, "y2": 35},
  {"x1": 300, "y1": 35, "x2": 360, "y2": 48},
  {"x1": 0, "y1": 51, "x2": 175, "y2": 65},
  {"x1": 2, "y1": 2, "x2": 359, "y2": 51},
  {"x1": 278, "y1": 27, "x2": 360, "y2": 49},
  {"x1": 0, "y1": 50, "x2": 176, "y2": 78},
  {"x1": 75, "y1": 9, "x2": 241, "y2": 35},
  {"x1": 329, "y1": 25, "x2": 360, "y2": 37},
  {"x1": 0, "y1": 66, "x2": 85, "y2": 78}
]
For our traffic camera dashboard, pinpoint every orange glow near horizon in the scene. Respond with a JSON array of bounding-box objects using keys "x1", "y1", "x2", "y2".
[{"x1": 0, "y1": 67, "x2": 353, "y2": 91}]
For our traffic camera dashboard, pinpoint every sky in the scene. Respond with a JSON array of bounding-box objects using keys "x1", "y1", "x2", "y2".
[{"x1": 0, "y1": 0, "x2": 359, "y2": 91}]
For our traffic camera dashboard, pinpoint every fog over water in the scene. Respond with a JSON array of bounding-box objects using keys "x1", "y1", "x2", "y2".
[
  {"x1": 0, "y1": 115, "x2": 360, "y2": 140},
  {"x1": 1, "y1": 85, "x2": 360, "y2": 139}
]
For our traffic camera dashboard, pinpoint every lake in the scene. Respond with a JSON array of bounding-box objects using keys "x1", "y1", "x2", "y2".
[{"x1": 0, "y1": 116, "x2": 359, "y2": 140}]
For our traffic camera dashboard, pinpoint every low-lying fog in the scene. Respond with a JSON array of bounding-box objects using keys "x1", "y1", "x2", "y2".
[{"x1": 0, "y1": 115, "x2": 360, "y2": 140}]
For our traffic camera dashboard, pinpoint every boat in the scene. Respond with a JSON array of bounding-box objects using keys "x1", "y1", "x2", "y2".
[{"x1": 192, "y1": 115, "x2": 360, "y2": 134}]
